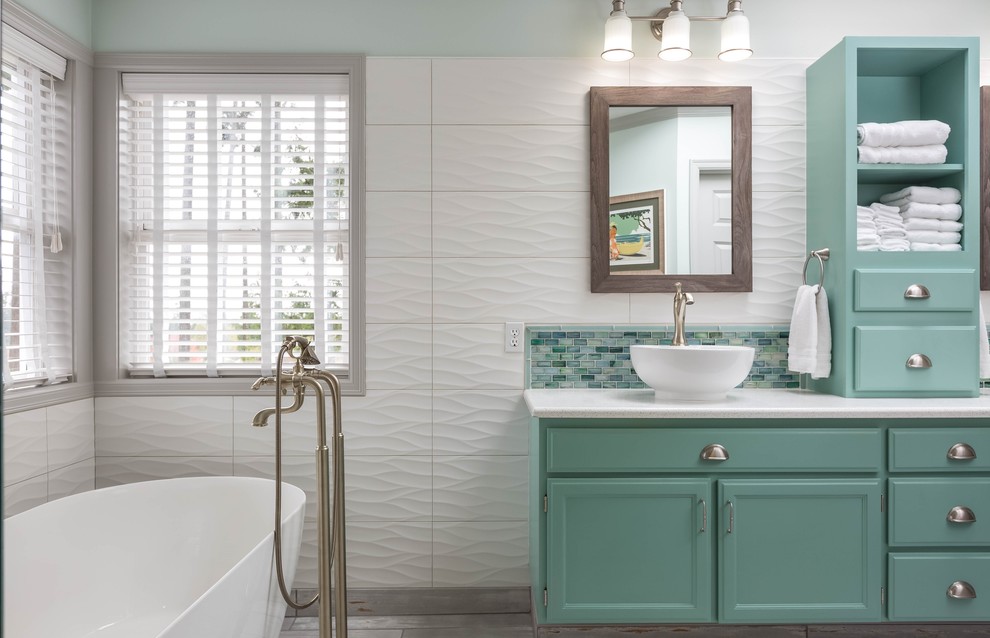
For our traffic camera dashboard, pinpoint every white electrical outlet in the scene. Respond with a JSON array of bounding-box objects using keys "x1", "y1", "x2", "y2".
[{"x1": 505, "y1": 322, "x2": 524, "y2": 353}]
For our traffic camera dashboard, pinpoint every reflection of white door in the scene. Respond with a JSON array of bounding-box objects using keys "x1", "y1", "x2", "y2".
[{"x1": 689, "y1": 161, "x2": 732, "y2": 274}]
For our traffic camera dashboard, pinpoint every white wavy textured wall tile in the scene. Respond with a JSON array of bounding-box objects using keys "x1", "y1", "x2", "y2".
[
  {"x1": 366, "y1": 125, "x2": 431, "y2": 191},
  {"x1": 433, "y1": 522, "x2": 529, "y2": 587},
  {"x1": 3, "y1": 475, "x2": 47, "y2": 518},
  {"x1": 2, "y1": 408, "x2": 48, "y2": 486},
  {"x1": 433, "y1": 58, "x2": 627, "y2": 125},
  {"x1": 340, "y1": 390, "x2": 433, "y2": 456},
  {"x1": 752, "y1": 126, "x2": 806, "y2": 192},
  {"x1": 433, "y1": 324, "x2": 524, "y2": 390},
  {"x1": 432, "y1": 391, "x2": 530, "y2": 456},
  {"x1": 433, "y1": 125, "x2": 587, "y2": 192},
  {"x1": 47, "y1": 459, "x2": 96, "y2": 502},
  {"x1": 47, "y1": 399, "x2": 95, "y2": 471},
  {"x1": 95, "y1": 396, "x2": 233, "y2": 457},
  {"x1": 367, "y1": 58, "x2": 431, "y2": 125},
  {"x1": 366, "y1": 192, "x2": 433, "y2": 258},
  {"x1": 344, "y1": 456, "x2": 433, "y2": 522},
  {"x1": 344, "y1": 521, "x2": 433, "y2": 588},
  {"x1": 432, "y1": 456, "x2": 528, "y2": 521},
  {"x1": 95, "y1": 457, "x2": 233, "y2": 488},
  {"x1": 365, "y1": 324, "x2": 433, "y2": 390},
  {"x1": 432, "y1": 192, "x2": 589, "y2": 259},
  {"x1": 366, "y1": 258, "x2": 433, "y2": 324},
  {"x1": 753, "y1": 191, "x2": 807, "y2": 258}
]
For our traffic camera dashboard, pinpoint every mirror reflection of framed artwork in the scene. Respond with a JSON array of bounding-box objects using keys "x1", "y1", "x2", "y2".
[{"x1": 608, "y1": 190, "x2": 664, "y2": 273}]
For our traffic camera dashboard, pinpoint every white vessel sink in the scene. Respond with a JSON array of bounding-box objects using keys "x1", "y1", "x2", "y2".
[{"x1": 630, "y1": 344, "x2": 756, "y2": 401}]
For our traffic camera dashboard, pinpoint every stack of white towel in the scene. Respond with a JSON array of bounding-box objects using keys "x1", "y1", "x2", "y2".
[
  {"x1": 857, "y1": 203, "x2": 908, "y2": 251},
  {"x1": 857, "y1": 120, "x2": 950, "y2": 164},
  {"x1": 878, "y1": 186, "x2": 963, "y2": 251}
]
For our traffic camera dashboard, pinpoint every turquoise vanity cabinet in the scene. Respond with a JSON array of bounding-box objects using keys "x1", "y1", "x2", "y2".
[{"x1": 805, "y1": 37, "x2": 981, "y2": 398}]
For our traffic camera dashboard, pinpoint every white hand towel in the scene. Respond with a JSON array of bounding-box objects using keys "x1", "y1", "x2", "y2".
[
  {"x1": 903, "y1": 218, "x2": 964, "y2": 232},
  {"x1": 980, "y1": 301, "x2": 990, "y2": 379},
  {"x1": 787, "y1": 285, "x2": 818, "y2": 375},
  {"x1": 910, "y1": 242, "x2": 962, "y2": 251},
  {"x1": 870, "y1": 202, "x2": 902, "y2": 216},
  {"x1": 856, "y1": 120, "x2": 950, "y2": 147},
  {"x1": 812, "y1": 285, "x2": 831, "y2": 379},
  {"x1": 880, "y1": 186, "x2": 961, "y2": 205},
  {"x1": 900, "y1": 202, "x2": 963, "y2": 221},
  {"x1": 905, "y1": 230, "x2": 961, "y2": 244},
  {"x1": 857, "y1": 144, "x2": 948, "y2": 164},
  {"x1": 879, "y1": 238, "x2": 910, "y2": 251}
]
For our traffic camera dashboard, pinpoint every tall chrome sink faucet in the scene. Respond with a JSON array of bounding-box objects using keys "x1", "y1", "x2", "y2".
[{"x1": 672, "y1": 282, "x2": 694, "y2": 346}]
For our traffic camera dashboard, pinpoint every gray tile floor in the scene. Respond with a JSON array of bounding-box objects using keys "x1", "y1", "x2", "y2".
[{"x1": 278, "y1": 613, "x2": 535, "y2": 638}]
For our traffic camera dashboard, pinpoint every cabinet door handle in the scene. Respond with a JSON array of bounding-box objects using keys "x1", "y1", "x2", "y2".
[
  {"x1": 947, "y1": 443, "x2": 977, "y2": 461},
  {"x1": 904, "y1": 284, "x2": 931, "y2": 299},
  {"x1": 700, "y1": 443, "x2": 729, "y2": 461},
  {"x1": 905, "y1": 353, "x2": 933, "y2": 369},
  {"x1": 726, "y1": 501, "x2": 734, "y2": 534},
  {"x1": 947, "y1": 506, "x2": 977, "y2": 523},
  {"x1": 947, "y1": 581, "x2": 977, "y2": 599},
  {"x1": 699, "y1": 499, "x2": 707, "y2": 533}
]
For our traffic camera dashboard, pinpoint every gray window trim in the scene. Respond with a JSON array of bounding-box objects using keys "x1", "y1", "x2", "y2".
[{"x1": 92, "y1": 53, "x2": 366, "y2": 397}]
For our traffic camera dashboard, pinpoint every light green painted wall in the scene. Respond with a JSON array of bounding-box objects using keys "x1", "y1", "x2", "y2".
[
  {"x1": 10, "y1": 0, "x2": 92, "y2": 47},
  {"x1": 87, "y1": 0, "x2": 990, "y2": 58}
]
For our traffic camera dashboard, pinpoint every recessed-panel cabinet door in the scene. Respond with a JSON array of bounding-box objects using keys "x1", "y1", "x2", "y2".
[
  {"x1": 719, "y1": 479, "x2": 882, "y2": 623},
  {"x1": 546, "y1": 478, "x2": 713, "y2": 624}
]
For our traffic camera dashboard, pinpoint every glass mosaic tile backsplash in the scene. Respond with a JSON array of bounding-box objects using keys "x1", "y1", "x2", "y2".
[{"x1": 526, "y1": 325, "x2": 797, "y2": 390}]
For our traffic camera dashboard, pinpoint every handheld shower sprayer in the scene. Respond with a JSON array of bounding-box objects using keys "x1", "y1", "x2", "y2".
[{"x1": 282, "y1": 335, "x2": 322, "y2": 367}]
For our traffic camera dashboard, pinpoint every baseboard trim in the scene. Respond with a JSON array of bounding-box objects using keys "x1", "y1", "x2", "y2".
[
  {"x1": 535, "y1": 623, "x2": 990, "y2": 638},
  {"x1": 287, "y1": 586, "x2": 531, "y2": 618}
]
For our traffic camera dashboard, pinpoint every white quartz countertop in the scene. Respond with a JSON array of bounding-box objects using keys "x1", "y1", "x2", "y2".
[{"x1": 524, "y1": 388, "x2": 990, "y2": 419}]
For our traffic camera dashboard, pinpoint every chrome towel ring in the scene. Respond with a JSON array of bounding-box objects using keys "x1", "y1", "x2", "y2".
[{"x1": 802, "y1": 248, "x2": 830, "y2": 294}]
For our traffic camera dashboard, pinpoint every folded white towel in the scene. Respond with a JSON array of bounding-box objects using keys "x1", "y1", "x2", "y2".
[
  {"x1": 910, "y1": 242, "x2": 962, "y2": 251},
  {"x1": 857, "y1": 120, "x2": 950, "y2": 147},
  {"x1": 903, "y1": 218, "x2": 963, "y2": 232},
  {"x1": 880, "y1": 186, "x2": 962, "y2": 205},
  {"x1": 981, "y1": 301, "x2": 990, "y2": 379},
  {"x1": 905, "y1": 230, "x2": 961, "y2": 244},
  {"x1": 788, "y1": 284, "x2": 831, "y2": 378},
  {"x1": 878, "y1": 226, "x2": 907, "y2": 237},
  {"x1": 900, "y1": 202, "x2": 963, "y2": 221},
  {"x1": 858, "y1": 144, "x2": 947, "y2": 164},
  {"x1": 870, "y1": 202, "x2": 902, "y2": 216},
  {"x1": 880, "y1": 238, "x2": 910, "y2": 251}
]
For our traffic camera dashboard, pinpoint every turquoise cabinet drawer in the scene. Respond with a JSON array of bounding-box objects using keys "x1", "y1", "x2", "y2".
[
  {"x1": 889, "y1": 478, "x2": 990, "y2": 546},
  {"x1": 853, "y1": 326, "x2": 978, "y2": 393},
  {"x1": 853, "y1": 269, "x2": 976, "y2": 312},
  {"x1": 889, "y1": 428, "x2": 990, "y2": 472},
  {"x1": 545, "y1": 428, "x2": 880, "y2": 474},
  {"x1": 888, "y1": 553, "x2": 990, "y2": 621}
]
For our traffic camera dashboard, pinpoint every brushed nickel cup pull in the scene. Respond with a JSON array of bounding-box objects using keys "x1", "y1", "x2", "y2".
[
  {"x1": 700, "y1": 443, "x2": 729, "y2": 461},
  {"x1": 947, "y1": 581, "x2": 977, "y2": 599},
  {"x1": 947, "y1": 506, "x2": 977, "y2": 524},
  {"x1": 948, "y1": 443, "x2": 977, "y2": 461},
  {"x1": 905, "y1": 353, "x2": 933, "y2": 369},
  {"x1": 904, "y1": 284, "x2": 931, "y2": 299}
]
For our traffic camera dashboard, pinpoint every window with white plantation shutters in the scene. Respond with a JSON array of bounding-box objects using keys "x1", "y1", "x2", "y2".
[
  {"x1": 0, "y1": 25, "x2": 72, "y2": 390},
  {"x1": 119, "y1": 73, "x2": 351, "y2": 378}
]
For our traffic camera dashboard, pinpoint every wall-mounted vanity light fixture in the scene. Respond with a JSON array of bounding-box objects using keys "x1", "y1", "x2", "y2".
[{"x1": 602, "y1": 0, "x2": 752, "y2": 62}]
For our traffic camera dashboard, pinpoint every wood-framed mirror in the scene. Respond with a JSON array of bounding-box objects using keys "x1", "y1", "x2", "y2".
[
  {"x1": 981, "y1": 85, "x2": 989, "y2": 289},
  {"x1": 590, "y1": 86, "x2": 753, "y2": 293}
]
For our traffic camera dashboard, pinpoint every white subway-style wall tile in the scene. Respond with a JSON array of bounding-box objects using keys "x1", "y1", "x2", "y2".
[
  {"x1": 433, "y1": 125, "x2": 587, "y2": 192},
  {"x1": 3, "y1": 475, "x2": 47, "y2": 518},
  {"x1": 433, "y1": 258, "x2": 631, "y2": 324},
  {"x1": 342, "y1": 390, "x2": 432, "y2": 456},
  {"x1": 433, "y1": 324, "x2": 524, "y2": 390},
  {"x1": 433, "y1": 522, "x2": 529, "y2": 587},
  {"x1": 433, "y1": 456, "x2": 528, "y2": 521},
  {"x1": 753, "y1": 191, "x2": 806, "y2": 258},
  {"x1": 345, "y1": 456, "x2": 432, "y2": 521},
  {"x1": 345, "y1": 521, "x2": 433, "y2": 588},
  {"x1": 48, "y1": 459, "x2": 96, "y2": 502},
  {"x1": 366, "y1": 125, "x2": 432, "y2": 192},
  {"x1": 95, "y1": 456, "x2": 233, "y2": 488},
  {"x1": 366, "y1": 258, "x2": 433, "y2": 324},
  {"x1": 432, "y1": 192, "x2": 588, "y2": 259},
  {"x1": 46, "y1": 398, "x2": 95, "y2": 471},
  {"x1": 95, "y1": 396, "x2": 233, "y2": 457},
  {"x1": 433, "y1": 391, "x2": 530, "y2": 456},
  {"x1": 2, "y1": 408, "x2": 48, "y2": 486},
  {"x1": 365, "y1": 324, "x2": 432, "y2": 390},
  {"x1": 752, "y1": 125, "x2": 806, "y2": 192},
  {"x1": 367, "y1": 58, "x2": 431, "y2": 125},
  {"x1": 432, "y1": 58, "x2": 627, "y2": 125},
  {"x1": 366, "y1": 192, "x2": 432, "y2": 258}
]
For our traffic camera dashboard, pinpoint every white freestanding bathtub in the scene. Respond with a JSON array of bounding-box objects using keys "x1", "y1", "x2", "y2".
[{"x1": 3, "y1": 476, "x2": 306, "y2": 638}]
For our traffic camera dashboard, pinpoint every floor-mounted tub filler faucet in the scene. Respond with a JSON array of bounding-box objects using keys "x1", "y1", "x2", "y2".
[
  {"x1": 251, "y1": 336, "x2": 347, "y2": 638},
  {"x1": 672, "y1": 282, "x2": 694, "y2": 346}
]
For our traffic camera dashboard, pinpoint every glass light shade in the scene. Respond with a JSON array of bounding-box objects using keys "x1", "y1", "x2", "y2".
[
  {"x1": 602, "y1": 11, "x2": 634, "y2": 62},
  {"x1": 718, "y1": 10, "x2": 752, "y2": 61},
  {"x1": 658, "y1": 10, "x2": 691, "y2": 61}
]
